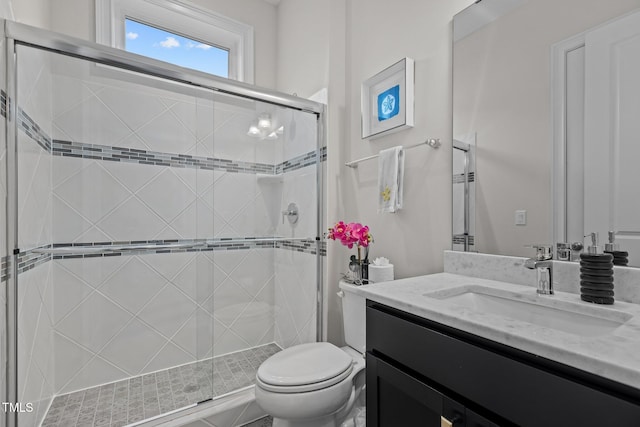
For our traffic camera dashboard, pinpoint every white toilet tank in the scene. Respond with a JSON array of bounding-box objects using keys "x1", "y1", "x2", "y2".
[{"x1": 339, "y1": 280, "x2": 366, "y2": 354}]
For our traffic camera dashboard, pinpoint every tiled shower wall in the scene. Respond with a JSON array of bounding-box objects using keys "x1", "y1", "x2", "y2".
[
  {"x1": 12, "y1": 45, "x2": 323, "y2": 425},
  {"x1": 16, "y1": 44, "x2": 56, "y2": 427},
  {"x1": 47, "y1": 61, "x2": 280, "y2": 394},
  {"x1": 273, "y1": 111, "x2": 320, "y2": 348}
]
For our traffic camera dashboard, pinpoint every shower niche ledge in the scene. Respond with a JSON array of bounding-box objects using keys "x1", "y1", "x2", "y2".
[{"x1": 256, "y1": 173, "x2": 285, "y2": 184}]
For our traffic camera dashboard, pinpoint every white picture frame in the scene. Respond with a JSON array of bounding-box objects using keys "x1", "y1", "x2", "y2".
[{"x1": 361, "y1": 57, "x2": 414, "y2": 139}]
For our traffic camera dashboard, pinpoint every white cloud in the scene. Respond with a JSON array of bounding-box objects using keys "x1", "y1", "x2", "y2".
[
  {"x1": 186, "y1": 42, "x2": 212, "y2": 50},
  {"x1": 126, "y1": 32, "x2": 139, "y2": 40},
  {"x1": 159, "y1": 36, "x2": 180, "y2": 48}
]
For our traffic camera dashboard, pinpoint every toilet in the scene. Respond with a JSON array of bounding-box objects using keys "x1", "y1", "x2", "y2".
[{"x1": 255, "y1": 280, "x2": 366, "y2": 427}]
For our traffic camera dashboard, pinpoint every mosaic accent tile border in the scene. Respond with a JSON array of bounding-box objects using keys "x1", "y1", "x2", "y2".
[
  {"x1": 1, "y1": 89, "x2": 6, "y2": 118},
  {"x1": 452, "y1": 171, "x2": 475, "y2": 184},
  {"x1": 46, "y1": 238, "x2": 323, "y2": 258},
  {"x1": 17, "y1": 105, "x2": 327, "y2": 176},
  {"x1": 17, "y1": 107, "x2": 52, "y2": 152},
  {"x1": 16, "y1": 249, "x2": 51, "y2": 275},
  {"x1": 1, "y1": 255, "x2": 9, "y2": 282},
  {"x1": 16, "y1": 237, "x2": 325, "y2": 275},
  {"x1": 319, "y1": 240, "x2": 327, "y2": 256},
  {"x1": 41, "y1": 343, "x2": 281, "y2": 427},
  {"x1": 51, "y1": 140, "x2": 325, "y2": 175},
  {"x1": 275, "y1": 148, "x2": 322, "y2": 174},
  {"x1": 452, "y1": 234, "x2": 475, "y2": 246},
  {"x1": 49, "y1": 238, "x2": 276, "y2": 259},
  {"x1": 52, "y1": 140, "x2": 275, "y2": 174},
  {"x1": 276, "y1": 239, "x2": 326, "y2": 256}
]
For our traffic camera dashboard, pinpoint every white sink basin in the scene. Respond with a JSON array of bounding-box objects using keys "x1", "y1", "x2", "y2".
[{"x1": 425, "y1": 286, "x2": 631, "y2": 337}]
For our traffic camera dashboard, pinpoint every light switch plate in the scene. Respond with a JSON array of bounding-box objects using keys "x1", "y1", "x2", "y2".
[{"x1": 515, "y1": 210, "x2": 527, "y2": 225}]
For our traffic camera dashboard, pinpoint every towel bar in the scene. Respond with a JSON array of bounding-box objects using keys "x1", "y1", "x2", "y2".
[{"x1": 345, "y1": 138, "x2": 440, "y2": 168}]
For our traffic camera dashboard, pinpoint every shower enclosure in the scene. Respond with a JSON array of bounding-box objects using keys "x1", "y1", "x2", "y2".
[{"x1": 2, "y1": 21, "x2": 325, "y2": 427}]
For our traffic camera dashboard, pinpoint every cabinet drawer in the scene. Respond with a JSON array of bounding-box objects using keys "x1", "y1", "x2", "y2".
[{"x1": 367, "y1": 302, "x2": 640, "y2": 426}]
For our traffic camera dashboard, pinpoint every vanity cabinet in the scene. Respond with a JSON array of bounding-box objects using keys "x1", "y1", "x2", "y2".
[
  {"x1": 366, "y1": 301, "x2": 640, "y2": 427},
  {"x1": 367, "y1": 353, "x2": 497, "y2": 427}
]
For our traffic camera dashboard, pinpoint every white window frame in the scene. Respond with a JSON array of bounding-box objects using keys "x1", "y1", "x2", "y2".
[{"x1": 96, "y1": 0, "x2": 254, "y2": 83}]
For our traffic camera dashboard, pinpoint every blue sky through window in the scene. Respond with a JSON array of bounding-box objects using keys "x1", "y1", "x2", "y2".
[{"x1": 125, "y1": 19, "x2": 229, "y2": 78}]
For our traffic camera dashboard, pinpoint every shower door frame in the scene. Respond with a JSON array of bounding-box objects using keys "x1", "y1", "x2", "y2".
[
  {"x1": 3, "y1": 19, "x2": 326, "y2": 427},
  {"x1": 453, "y1": 140, "x2": 471, "y2": 252}
]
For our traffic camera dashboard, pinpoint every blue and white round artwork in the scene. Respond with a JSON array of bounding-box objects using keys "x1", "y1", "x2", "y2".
[{"x1": 377, "y1": 84, "x2": 400, "y2": 122}]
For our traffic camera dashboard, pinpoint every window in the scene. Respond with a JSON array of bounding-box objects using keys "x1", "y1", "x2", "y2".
[
  {"x1": 124, "y1": 19, "x2": 230, "y2": 77},
  {"x1": 96, "y1": 0, "x2": 254, "y2": 82}
]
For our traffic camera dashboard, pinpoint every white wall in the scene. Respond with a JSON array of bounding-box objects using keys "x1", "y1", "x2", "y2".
[
  {"x1": 328, "y1": 0, "x2": 469, "y2": 344},
  {"x1": 275, "y1": 0, "x2": 472, "y2": 344},
  {"x1": 340, "y1": 0, "x2": 471, "y2": 280},
  {"x1": 0, "y1": 0, "x2": 11, "y2": 21},
  {"x1": 0, "y1": 0, "x2": 50, "y2": 28},
  {"x1": 275, "y1": 0, "x2": 346, "y2": 343},
  {"x1": 49, "y1": 0, "x2": 278, "y2": 89},
  {"x1": 188, "y1": 0, "x2": 278, "y2": 89},
  {"x1": 276, "y1": 0, "x2": 329, "y2": 98}
]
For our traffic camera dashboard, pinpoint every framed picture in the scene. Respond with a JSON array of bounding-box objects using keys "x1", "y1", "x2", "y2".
[{"x1": 361, "y1": 57, "x2": 414, "y2": 139}]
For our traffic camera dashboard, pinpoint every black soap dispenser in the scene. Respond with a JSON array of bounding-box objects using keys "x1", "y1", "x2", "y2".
[
  {"x1": 580, "y1": 232, "x2": 614, "y2": 305},
  {"x1": 604, "y1": 231, "x2": 629, "y2": 266}
]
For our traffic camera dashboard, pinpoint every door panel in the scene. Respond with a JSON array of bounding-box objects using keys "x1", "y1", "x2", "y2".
[
  {"x1": 367, "y1": 354, "x2": 445, "y2": 426},
  {"x1": 584, "y1": 10, "x2": 640, "y2": 263}
]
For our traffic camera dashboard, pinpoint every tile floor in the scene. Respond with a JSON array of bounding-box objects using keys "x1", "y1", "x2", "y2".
[
  {"x1": 240, "y1": 416, "x2": 272, "y2": 427},
  {"x1": 40, "y1": 344, "x2": 281, "y2": 427}
]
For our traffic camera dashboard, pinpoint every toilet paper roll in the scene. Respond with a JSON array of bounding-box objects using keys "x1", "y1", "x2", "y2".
[{"x1": 369, "y1": 264, "x2": 394, "y2": 283}]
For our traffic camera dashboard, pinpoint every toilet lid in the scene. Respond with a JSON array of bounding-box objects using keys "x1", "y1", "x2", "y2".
[{"x1": 257, "y1": 342, "x2": 353, "y2": 389}]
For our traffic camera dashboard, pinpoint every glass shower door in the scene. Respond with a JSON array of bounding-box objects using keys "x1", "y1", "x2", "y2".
[
  {"x1": 14, "y1": 43, "x2": 215, "y2": 426},
  {"x1": 9, "y1": 22, "x2": 324, "y2": 427},
  {"x1": 208, "y1": 94, "x2": 321, "y2": 390}
]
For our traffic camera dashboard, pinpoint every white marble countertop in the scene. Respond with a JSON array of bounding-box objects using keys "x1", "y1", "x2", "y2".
[{"x1": 349, "y1": 273, "x2": 640, "y2": 391}]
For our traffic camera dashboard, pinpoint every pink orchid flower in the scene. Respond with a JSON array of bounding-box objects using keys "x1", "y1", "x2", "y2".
[
  {"x1": 326, "y1": 221, "x2": 373, "y2": 249},
  {"x1": 327, "y1": 221, "x2": 347, "y2": 241}
]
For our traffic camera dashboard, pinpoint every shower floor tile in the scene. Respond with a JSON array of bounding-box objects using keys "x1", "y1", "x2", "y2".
[
  {"x1": 41, "y1": 343, "x2": 281, "y2": 427},
  {"x1": 240, "y1": 416, "x2": 273, "y2": 427}
]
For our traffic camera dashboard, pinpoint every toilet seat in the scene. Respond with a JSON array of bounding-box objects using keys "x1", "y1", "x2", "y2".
[{"x1": 256, "y1": 342, "x2": 354, "y2": 393}]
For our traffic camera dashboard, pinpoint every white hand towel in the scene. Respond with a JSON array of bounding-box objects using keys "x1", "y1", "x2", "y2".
[{"x1": 378, "y1": 146, "x2": 405, "y2": 213}]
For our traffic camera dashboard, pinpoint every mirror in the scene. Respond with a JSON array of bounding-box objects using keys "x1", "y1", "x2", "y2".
[{"x1": 452, "y1": 0, "x2": 640, "y2": 265}]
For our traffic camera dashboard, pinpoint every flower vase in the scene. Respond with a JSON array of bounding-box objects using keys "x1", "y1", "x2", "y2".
[
  {"x1": 360, "y1": 246, "x2": 369, "y2": 282},
  {"x1": 349, "y1": 247, "x2": 369, "y2": 284}
]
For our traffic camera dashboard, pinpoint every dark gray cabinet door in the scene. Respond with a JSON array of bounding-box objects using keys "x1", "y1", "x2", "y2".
[{"x1": 367, "y1": 353, "x2": 467, "y2": 427}]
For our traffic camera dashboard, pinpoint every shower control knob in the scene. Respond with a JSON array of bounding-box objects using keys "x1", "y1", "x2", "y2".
[{"x1": 282, "y1": 202, "x2": 299, "y2": 225}]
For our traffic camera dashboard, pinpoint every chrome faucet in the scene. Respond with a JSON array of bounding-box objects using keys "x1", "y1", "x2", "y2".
[{"x1": 524, "y1": 245, "x2": 554, "y2": 295}]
